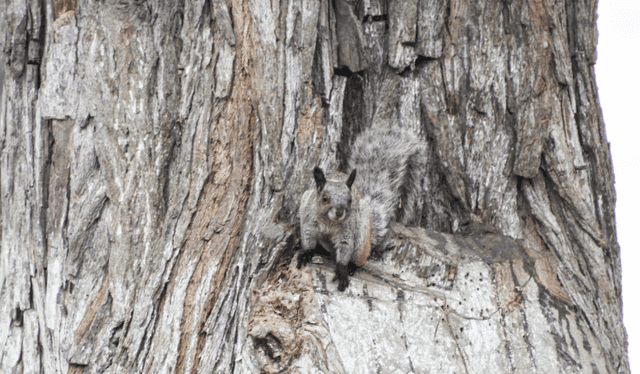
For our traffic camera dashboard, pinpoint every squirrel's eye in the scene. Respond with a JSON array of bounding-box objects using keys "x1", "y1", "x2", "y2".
[{"x1": 322, "y1": 194, "x2": 328, "y2": 202}]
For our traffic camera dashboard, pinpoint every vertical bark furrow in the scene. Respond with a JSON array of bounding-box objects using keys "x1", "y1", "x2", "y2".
[
  {"x1": 388, "y1": 0, "x2": 418, "y2": 70},
  {"x1": 416, "y1": 0, "x2": 446, "y2": 59},
  {"x1": 334, "y1": 0, "x2": 368, "y2": 72}
]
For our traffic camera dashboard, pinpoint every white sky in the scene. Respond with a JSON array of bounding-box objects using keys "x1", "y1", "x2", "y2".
[{"x1": 595, "y1": 1, "x2": 640, "y2": 371}]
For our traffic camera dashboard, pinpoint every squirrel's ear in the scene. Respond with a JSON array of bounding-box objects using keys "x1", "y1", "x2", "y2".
[
  {"x1": 346, "y1": 169, "x2": 357, "y2": 189},
  {"x1": 313, "y1": 166, "x2": 326, "y2": 192}
]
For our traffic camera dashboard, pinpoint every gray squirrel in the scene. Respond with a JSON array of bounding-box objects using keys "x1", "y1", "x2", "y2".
[{"x1": 297, "y1": 127, "x2": 427, "y2": 291}]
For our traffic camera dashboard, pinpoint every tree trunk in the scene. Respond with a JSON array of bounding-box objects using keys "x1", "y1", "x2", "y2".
[{"x1": 0, "y1": 0, "x2": 629, "y2": 373}]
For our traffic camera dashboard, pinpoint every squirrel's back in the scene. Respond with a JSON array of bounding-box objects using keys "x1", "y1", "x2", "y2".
[{"x1": 348, "y1": 127, "x2": 427, "y2": 249}]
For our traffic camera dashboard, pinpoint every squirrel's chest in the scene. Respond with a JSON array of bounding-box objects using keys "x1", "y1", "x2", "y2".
[{"x1": 317, "y1": 216, "x2": 355, "y2": 244}]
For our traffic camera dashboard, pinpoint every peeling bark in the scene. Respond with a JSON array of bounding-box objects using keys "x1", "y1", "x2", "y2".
[{"x1": 0, "y1": 0, "x2": 628, "y2": 373}]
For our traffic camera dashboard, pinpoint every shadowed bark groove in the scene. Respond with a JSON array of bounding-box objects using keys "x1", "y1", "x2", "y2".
[{"x1": 0, "y1": 0, "x2": 629, "y2": 373}]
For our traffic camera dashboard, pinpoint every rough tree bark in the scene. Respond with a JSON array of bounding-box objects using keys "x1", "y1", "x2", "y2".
[{"x1": 0, "y1": 0, "x2": 629, "y2": 373}]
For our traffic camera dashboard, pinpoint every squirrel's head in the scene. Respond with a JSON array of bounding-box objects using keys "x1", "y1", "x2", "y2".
[{"x1": 313, "y1": 167, "x2": 357, "y2": 222}]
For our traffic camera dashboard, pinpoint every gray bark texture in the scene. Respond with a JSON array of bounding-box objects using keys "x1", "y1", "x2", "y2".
[{"x1": 0, "y1": 0, "x2": 629, "y2": 373}]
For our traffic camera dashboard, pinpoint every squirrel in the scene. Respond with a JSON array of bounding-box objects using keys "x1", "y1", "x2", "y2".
[{"x1": 297, "y1": 126, "x2": 427, "y2": 291}]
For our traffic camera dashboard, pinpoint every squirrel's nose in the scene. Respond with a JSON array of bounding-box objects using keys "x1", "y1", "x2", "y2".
[{"x1": 336, "y1": 209, "x2": 345, "y2": 219}]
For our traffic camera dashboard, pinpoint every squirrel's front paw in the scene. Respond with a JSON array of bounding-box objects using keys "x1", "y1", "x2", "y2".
[
  {"x1": 337, "y1": 277, "x2": 349, "y2": 292},
  {"x1": 296, "y1": 251, "x2": 314, "y2": 269},
  {"x1": 335, "y1": 263, "x2": 350, "y2": 291}
]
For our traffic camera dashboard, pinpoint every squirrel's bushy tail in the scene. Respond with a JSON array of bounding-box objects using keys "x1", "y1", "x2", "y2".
[{"x1": 348, "y1": 127, "x2": 427, "y2": 249}]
